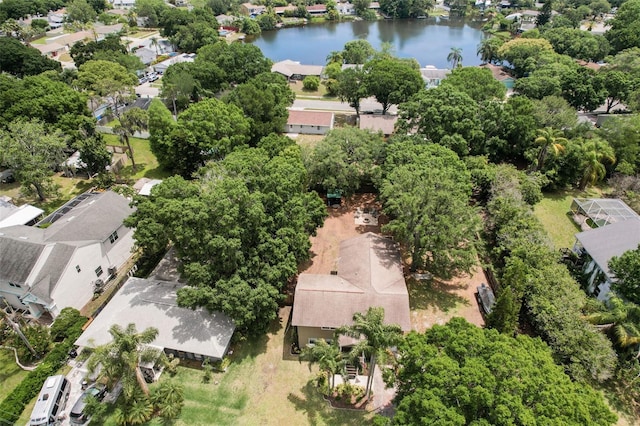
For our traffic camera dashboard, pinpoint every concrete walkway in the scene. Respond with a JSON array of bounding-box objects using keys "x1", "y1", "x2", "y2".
[{"x1": 331, "y1": 366, "x2": 396, "y2": 415}]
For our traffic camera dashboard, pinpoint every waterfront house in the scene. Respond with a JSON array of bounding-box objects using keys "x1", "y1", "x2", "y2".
[
  {"x1": 420, "y1": 65, "x2": 450, "y2": 88},
  {"x1": 241, "y1": 2, "x2": 266, "y2": 15},
  {"x1": 272, "y1": 59, "x2": 324, "y2": 80},
  {"x1": 306, "y1": 4, "x2": 327, "y2": 14}
]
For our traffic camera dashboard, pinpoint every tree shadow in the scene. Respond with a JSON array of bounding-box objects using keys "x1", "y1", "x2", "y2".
[
  {"x1": 287, "y1": 380, "x2": 369, "y2": 426},
  {"x1": 408, "y1": 278, "x2": 470, "y2": 313}
]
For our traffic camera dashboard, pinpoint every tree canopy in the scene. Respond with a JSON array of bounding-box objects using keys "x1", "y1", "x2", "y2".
[
  {"x1": 363, "y1": 57, "x2": 424, "y2": 114},
  {"x1": 610, "y1": 245, "x2": 640, "y2": 305},
  {"x1": 0, "y1": 37, "x2": 61, "y2": 77},
  {"x1": 392, "y1": 318, "x2": 617, "y2": 425},
  {"x1": 439, "y1": 66, "x2": 506, "y2": 102},
  {"x1": 125, "y1": 146, "x2": 327, "y2": 334},
  {"x1": 380, "y1": 142, "x2": 480, "y2": 278}
]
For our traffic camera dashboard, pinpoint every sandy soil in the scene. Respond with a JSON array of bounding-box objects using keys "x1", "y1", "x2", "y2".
[{"x1": 300, "y1": 194, "x2": 485, "y2": 329}]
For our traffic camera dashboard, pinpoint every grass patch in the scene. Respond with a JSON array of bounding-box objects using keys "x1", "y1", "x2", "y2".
[
  {"x1": 293, "y1": 134, "x2": 325, "y2": 150},
  {"x1": 289, "y1": 82, "x2": 335, "y2": 99},
  {"x1": 102, "y1": 134, "x2": 171, "y2": 180},
  {"x1": 0, "y1": 350, "x2": 29, "y2": 402},
  {"x1": 99, "y1": 309, "x2": 370, "y2": 425},
  {"x1": 58, "y1": 52, "x2": 72, "y2": 62},
  {"x1": 30, "y1": 36, "x2": 48, "y2": 44},
  {"x1": 533, "y1": 187, "x2": 604, "y2": 250}
]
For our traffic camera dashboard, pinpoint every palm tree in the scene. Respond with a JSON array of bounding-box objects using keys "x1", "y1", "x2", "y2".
[
  {"x1": 447, "y1": 47, "x2": 463, "y2": 68},
  {"x1": 113, "y1": 107, "x2": 148, "y2": 172},
  {"x1": 87, "y1": 323, "x2": 159, "y2": 401},
  {"x1": 150, "y1": 36, "x2": 160, "y2": 56},
  {"x1": 533, "y1": 127, "x2": 568, "y2": 171},
  {"x1": 151, "y1": 381, "x2": 185, "y2": 421},
  {"x1": 477, "y1": 38, "x2": 502, "y2": 64},
  {"x1": 300, "y1": 338, "x2": 345, "y2": 390},
  {"x1": 585, "y1": 298, "x2": 640, "y2": 358},
  {"x1": 326, "y1": 50, "x2": 343, "y2": 65},
  {"x1": 337, "y1": 307, "x2": 403, "y2": 399},
  {"x1": 579, "y1": 138, "x2": 615, "y2": 189}
]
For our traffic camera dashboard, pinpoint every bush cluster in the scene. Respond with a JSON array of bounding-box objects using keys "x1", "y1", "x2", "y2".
[
  {"x1": 0, "y1": 310, "x2": 87, "y2": 424},
  {"x1": 485, "y1": 165, "x2": 616, "y2": 382}
]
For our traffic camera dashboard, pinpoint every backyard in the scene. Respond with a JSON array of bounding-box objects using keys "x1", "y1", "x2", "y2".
[
  {"x1": 0, "y1": 350, "x2": 29, "y2": 402},
  {"x1": 102, "y1": 134, "x2": 170, "y2": 181},
  {"x1": 533, "y1": 187, "x2": 605, "y2": 250}
]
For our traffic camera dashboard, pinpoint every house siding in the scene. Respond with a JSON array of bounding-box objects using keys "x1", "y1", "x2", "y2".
[
  {"x1": 0, "y1": 281, "x2": 28, "y2": 311},
  {"x1": 104, "y1": 224, "x2": 135, "y2": 270},
  {"x1": 297, "y1": 326, "x2": 336, "y2": 348},
  {"x1": 286, "y1": 124, "x2": 331, "y2": 135},
  {"x1": 50, "y1": 244, "x2": 105, "y2": 317}
]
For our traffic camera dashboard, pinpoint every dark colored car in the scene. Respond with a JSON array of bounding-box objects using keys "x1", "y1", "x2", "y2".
[
  {"x1": 0, "y1": 169, "x2": 15, "y2": 184},
  {"x1": 476, "y1": 283, "x2": 496, "y2": 315},
  {"x1": 69, "y1": 384, "x2": 107, "y2": 425}
]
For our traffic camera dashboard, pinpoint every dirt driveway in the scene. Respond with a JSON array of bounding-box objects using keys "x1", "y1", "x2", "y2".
[{"x1": 300, "y1": 194, "x2": 485, "y2": 329}]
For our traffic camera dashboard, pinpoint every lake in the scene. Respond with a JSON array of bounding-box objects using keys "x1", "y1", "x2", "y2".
[{"x1": 249, "y1": 18, "x2": 487, "y2": 69}]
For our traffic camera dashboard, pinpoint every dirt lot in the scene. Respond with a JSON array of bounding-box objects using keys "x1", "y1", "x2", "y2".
[{"x1": 300, "y1": 194, "x2": 485, "y2": 329}]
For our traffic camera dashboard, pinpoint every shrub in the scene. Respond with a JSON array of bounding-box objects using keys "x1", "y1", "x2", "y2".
[
  {"x1": 334, "y1": 383, "x2": 365, "y2": 401},
  {"x1": 303, "y1": 76, "x2": 320, "y2": 91},
  {"x1": 0, "y1": 323, "x2": 85, "y2": 424},
  {"x1": 50, "y1": 308, "x2": 87, "y2": 342}
]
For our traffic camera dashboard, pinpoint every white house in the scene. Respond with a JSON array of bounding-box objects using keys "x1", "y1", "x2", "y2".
[
  {"x1": 285, "y1": 110, "x2": 334, "y2": 135},
  {"x1": 272, "y1": 60, "x2": 324, "y2": 81},
  {"x1": 420, "y1": 65, "x2": 450, "y2": 88},
  {"x1": 110, "y1": 0, "x2": 137, "y2": 9},
  {"x1": 0, "y1": 191, "x2": 135, "y2": 319}
]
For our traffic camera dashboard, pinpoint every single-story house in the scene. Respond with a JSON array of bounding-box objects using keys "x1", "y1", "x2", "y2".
[
  {"x1": 291, "y1": 232, "x2": 411, "y2": 348},
  {"x1": 306, "y1": 4, "x2": 327, "y2": 14},
  {"x1": 75, "y1": 277, "x2": 235, "y2": 362},
  {"x1": 337, "y1": 2, "x2": 355, "y2": 15},
  {"x1": 215, "y1": 14, "x2": 236, "y2": 25},
  {"x1": 0, "y1": 191, "x2": 135, "y2": 319},
  {"x1": 480, "y1": 63, "x2": 516, "y2": 89},
  {"x1": 274, "y1": 5, "x2": 296, "y2": 14},
  {"x1": 359, "y1": 114, "x2": 398, "y2": 136},
  {"x1": 420, "y1": 65, "x2": 450, "y2": 88},
  {"x1": 153, "y1": 53, "x2": 196, "y2": 74},
  {"x1": 47, "y1": 10, "x2": 65, "y2": 29},
  {"x1": 94, "y1": 23, "x2": 124, "y2": 38},
  {"x1": 31, "y1": 42, "x2": 66, "y2": 58},
  {"x1": 272, "y1": 59, "x2": 324, "y2": 80},
  {"x1": 571, "y1": 198, "x2": 639, "y2": 229},
  {"x1": 369, "y1": 2, "x2": 380, "y2": 9},
  {"x1": 110, "y1": 0, "x2": 137, "y2": 9},
  {"x1": 574, "y1": 218, "x2": 640, "y2": 300},
  {"x1": 0, "y1": 200, "x2": 44, "y2": 229},
  {"x1": 134, "y1": 47, "x2": 157, "y2": 66},
  {"x1": 240, "y1": 2, "x2": 266, "y2": 15},
  {"x1": 286, "y1": 110, "x2": 334, "y2": 135}
]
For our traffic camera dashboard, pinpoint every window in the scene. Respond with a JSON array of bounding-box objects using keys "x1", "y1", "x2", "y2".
[
  {"x1": 8, "y1": 282, "x2": 22, "y2": 288},
  {"x1": 308, "y1": 338, "x2": 332, "y2": 346},
  {"x1": 75, "y1": 265, "x2": 81, "y2": 273},
  {"x1": 321, "y1": 327, "x2": 335, "y2": 331},
  {"x1": 109, "y1": 230, "x2": 119, "y2": 244},
  {"x1": 95, "y1": 266, "x2": 103, "y2": 277}
]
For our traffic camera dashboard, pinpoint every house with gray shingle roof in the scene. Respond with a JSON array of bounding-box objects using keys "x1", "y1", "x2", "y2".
[
  {"x1": 291, "y1": 233, "x2": 411, "y2": 348},
  {"x1": 0, "y1": 191, "x2": 135, "y2": 319}
]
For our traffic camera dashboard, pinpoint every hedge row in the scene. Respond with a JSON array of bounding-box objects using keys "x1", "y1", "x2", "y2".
[{"x1": 0, "y1": 313, "x2": 87, "y2": 424}]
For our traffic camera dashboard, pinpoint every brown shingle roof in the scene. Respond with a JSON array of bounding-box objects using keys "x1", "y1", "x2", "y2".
[
  {"x1": 287, "y1": 110, "x2": 334, "y2": 127},
  {"x1": 359, "y1": 115, "x2": 398, "y2": 135},
  {"x1": 292, "y1": 233, "x2": 411, "y2": 331}
]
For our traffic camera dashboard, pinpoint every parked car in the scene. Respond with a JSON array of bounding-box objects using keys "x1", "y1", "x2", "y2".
[
  {"x1": 0, "y1": 169, "x2": 15, "y2": 184},
  {"x1": 69, "y1": 384, "x2": 107, "y2": 425},
  {"x1": 476, "y1": 283, "x2": 496, "y2": 315},
  {"x1": 147, "y1": 72, "x2": 160, "y2": 82},
  {"x1": 138, "y1": 76, "x2": 148, "y2": 85}
]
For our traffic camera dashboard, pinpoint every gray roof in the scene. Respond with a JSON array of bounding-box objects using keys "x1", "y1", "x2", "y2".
[
  {"x1": 292, "y1": 232, "x2": 411, "y2": 331},
  {"x1": 0, "y1": 238, "x2": 45, "y2": 283},
  {"x1": 576, "y1": 218, "x2": 640, "y2": 279},
  {"x1": 420, "y1": 67, "x2": 450, "y2": 80},
  {"x1": 0, "y1": 203, "x2": 44, "y2": 228},
  {"x1": 41, "y1": 191, "x2": 134, "y2": 243},
  {"x1": 75, "y1": 277, "x2": 235, "y2": 360},
  {"x1": 28, "y1": 243, "x2": 77, "y2": 303},
  {"x1": 272, "y1": 60, "x2": 324, "y2": 78}
]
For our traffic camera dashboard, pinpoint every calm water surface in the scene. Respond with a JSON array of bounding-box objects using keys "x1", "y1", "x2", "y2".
[{"x1": 249, "y1": 18, "x2": 487, "y2": 68}]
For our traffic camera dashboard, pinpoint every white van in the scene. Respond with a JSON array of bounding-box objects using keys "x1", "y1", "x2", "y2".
[{"x1": 30, "y1": 375, "x2": 71, "y2": 426}]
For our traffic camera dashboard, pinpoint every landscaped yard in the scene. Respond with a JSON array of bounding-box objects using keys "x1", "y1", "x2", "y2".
[
  {"x1": 289, "y1": 82, "x2": 334, "y2": 98},
  {"x1": 102, "y1": 134, "x2": 170, "y2": 181},
  {"x1": 533, "y1": 187, "x2": 605, "y2": 250},
  {"x1": 0, "y1": 350, "x2": 29, "y2": 402},
  {"x1": 99, "y1": 308, "x2": 371, "y2": 425}
]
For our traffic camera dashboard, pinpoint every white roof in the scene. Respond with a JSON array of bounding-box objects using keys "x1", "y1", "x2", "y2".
[
  {"x1": 75, "y1": 277, "x2": 235, "y2": 360},
  {"x1": 0, "y1": 203, "x2": 44, "y2": 229},
  {"x1": 139, "y1": 179, "x2": 163, "y2": 196}
]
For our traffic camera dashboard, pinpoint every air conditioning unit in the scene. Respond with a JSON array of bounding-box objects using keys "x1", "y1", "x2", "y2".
[
  {"x1": 94, "y1": 279, "x2": 105, "y2": 294},
  {"x1": 108, "y1": 266, "x2": 117, "y2": 276}
]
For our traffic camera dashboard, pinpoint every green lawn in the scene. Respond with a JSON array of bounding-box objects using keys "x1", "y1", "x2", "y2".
[
  {"x1": 102, "y1": 134, "x2": 171, "y2": 181},
  {"x1": 533, "y1": 187, "x2": 605, "y2": 250},
  {"x1": 289, "y1": 82, "x2": 335, "y2": 99},
  {"x1": 0, "y1": 350, "x2": 30, "y2": 402},
  {"x1": 99, "y1": 309, "x2": 370, "y2": 425}
]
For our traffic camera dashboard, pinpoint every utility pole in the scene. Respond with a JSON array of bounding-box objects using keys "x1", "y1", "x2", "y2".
[{"x1": 0, "y1": 299, "x2": 37, "y2": 357}]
